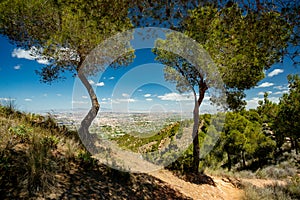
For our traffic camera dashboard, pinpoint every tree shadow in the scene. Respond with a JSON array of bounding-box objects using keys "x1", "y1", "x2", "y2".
[
  {"x1": 174, "y1": 171, "x2": 216, "y2": 186},
  {"x1": 56, "y1": 163, "x2": 192, "y2": 200}
]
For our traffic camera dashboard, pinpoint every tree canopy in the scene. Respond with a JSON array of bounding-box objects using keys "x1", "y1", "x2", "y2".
[
  {"x1": 274, "y1": 74, "x2": 300, "y2": 154},
  {"x1": 0, "y1": 0, "x2": 134, "y2": 152},
  {"x1": 184, "y1": 4, "x2": 293, "y2": 110}
]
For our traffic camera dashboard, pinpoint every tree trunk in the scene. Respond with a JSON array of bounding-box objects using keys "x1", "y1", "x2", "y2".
[
  {"x1": 77, "y1": 71, "x2": 100, "y2": 154},
  {"x1": 294, "y1": 138, "x2": 299, "y2": 154},
  {"x1": 290, "y1": 137, "x2": 295, "y2": 153},
  {"x1": 227, "y1": 151, "x2": 232, "y2": 171},
  {"x1": 192, "y1": 105, "x2": 200, "y2": 173},
  {"x1": 191, "y1": 84, "x2": 207, "y2": 173},
  {"x1": 241, "y1": 150, "x2": 246, "y2": 168}
]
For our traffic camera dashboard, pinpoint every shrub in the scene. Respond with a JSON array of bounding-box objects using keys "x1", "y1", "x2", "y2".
[
  {"x1": 243, "y1": 183, "x2": 292, "y2": 200},
  {"x1": 286, "y1": 176, "x2": 300, "y2": 199},
  {"x1": 255, "y1": 161, "x2": 297, "y2": 179},
  {"x1": 24, "y1": 133, "x2": 57, "y2": 195},
  {"x1": 40, "y1": 135, "x2": 60, "y2": 149},
  {"x1": 77, "y1": 150, "x2": 97, "y2": 168},
  {"x1": 63, "y1": 139, "x2": 81, "y2": 160},
  {"x1": 9, "y1": 125, "x2": 32, "y2": 143}
]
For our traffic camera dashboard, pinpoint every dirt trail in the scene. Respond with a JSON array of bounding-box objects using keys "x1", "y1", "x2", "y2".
[
  {"x1": 149, "y1": 169, "x2": 291, "y2": 200},
  {"x1": 149, "y1": 170, "x2": 244, "y2": 200}
]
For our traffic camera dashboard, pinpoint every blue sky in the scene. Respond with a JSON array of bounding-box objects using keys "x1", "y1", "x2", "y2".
[{"x1": 0, "y1": 33, "x2": 299, "y2": 114}]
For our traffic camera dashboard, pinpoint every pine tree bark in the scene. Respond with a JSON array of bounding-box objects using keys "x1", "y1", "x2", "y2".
[{"x1": 77, "y1": 71, "x2": 100, "y2": 154}]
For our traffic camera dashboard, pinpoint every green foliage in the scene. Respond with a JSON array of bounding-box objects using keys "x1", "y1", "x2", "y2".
[
  {"x1": 77, "y1": 150, "x2": 97, "y2": 168},
  {"x1": 166, "y1": 144, "x2": 194, "y2": 173},
  {"x1": 25, "y1": 133, "x2": 57, "y2": 194},
  {"x1": 243, "y1": 175, "x2": 300, "y2": 200},
  {"x1": 199, "y1": 111, "x2": 277, "y2": 171},
  {"x1": 40, "y1": 135, "x2": 60, "y2": 149},
  {"x1": 287, "y1": 176, "x2": 300, "y2": 199},
  {"x1": 243, "y1": 183, "x2": 292, "y2": 200},
  {"x1": 184, "y1": 4, "x2": 292, "y2": 110},
  {"x1": 255, "y1": 161, "x2": 297, "y2": 179},
  {"x1": 257, "y1": 93, "x2": 279, "y2": 124},
  {"x1": 9, "y1": 125, "x2": 32, "y2": 143},
  {"x1": 0, "y1": 99, "x2": 17, "y2": 115},
  {"x1": 113, "y1": 122, "x2": 181, "y2": 152},
  {"x1": 274, "y1": 74, "x2": 300, "y2": 152},
  {"x1": 0, "y1": 0, "x2": 133, "y2": 75},
  {"x1": 0, "y1": 0, "x2": 135, "y2": 151},
  {"x1": 0, "y1": 106, "x2": 88, "y2": 197}
]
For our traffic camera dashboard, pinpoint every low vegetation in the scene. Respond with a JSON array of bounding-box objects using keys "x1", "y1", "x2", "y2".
[{"x1": 0, "y1": 105, "x2": 190, "y2": 199}]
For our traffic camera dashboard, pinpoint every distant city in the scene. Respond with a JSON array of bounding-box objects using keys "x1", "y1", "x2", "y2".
[{"x1": 47, "y1": 108, "x2": 194, "y2": 139}]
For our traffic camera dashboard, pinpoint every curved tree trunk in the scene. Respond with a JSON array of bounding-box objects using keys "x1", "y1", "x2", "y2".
[{"x1": 77, "y1": 71, "x2": 100, "y2": 154}]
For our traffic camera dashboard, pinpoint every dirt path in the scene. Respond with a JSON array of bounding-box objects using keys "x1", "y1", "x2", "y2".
[{"x1": 149, "y1": 170, "x2": 244, "y2": 200}]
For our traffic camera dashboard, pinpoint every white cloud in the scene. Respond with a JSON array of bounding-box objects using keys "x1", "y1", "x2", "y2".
[
  {"x1": 56, "y1": 94, "x2": 62, "y2": 97},
  {"x1": 24, "y1": 98, "x2": 32, "y2": 102},
  {"x1": 268, "y1": 69, "x2": 284, "y2": 77},
  {"x1": 144, "y1": 94, "x2": 151, "y2": 97},
  {"x1": 274, "y1": 90, "x2": 289, "y2": 95},
  {"x1": 72, "y1": 100, "x2": 89, "y2": 105},
  {"x1": 88, "y1": 80, "x2": 95, "y2": 85},
  {"x1": 36, "y1": 59, "x2": 50, "y2": 65},
  {"x1": 14, "y1": 65, "x2": 21, "y2": 70},
  {"x1": 256, "y1": 82, "x2": 274, "y2": 88},
  {"x1": 269, "y1": 97, "x2": 280, "y2": 104},
  {"x1": 157, "y1": 92, "x2": 193, "y2": 101},
  {"x1": 109, "y1": 76, "x2": 115, "y2": 80},
  {"x1": 146, "y1": 98, "x2": 153, "y2": 101},
  {"x1": 137, "y1": 89, "x2": 143, "y2": 92},
  {"x1": 82, "y1": 95, "x2": 88, "y2": 99},
  {"x1": 246, "y1": 97, "x2": 263, "y2": 109},
  {"x1": 95, "y1": 82, "x2": 105, "y2": 87},
  {"x1": 0, "y1": 97, "x2": 16, "y2": 101},
  {"x1": 274, "y1": 85, "x2": 288, "y2": 90},
  {"x1": 12, "y1": 47, "x2": 50, "y2": 65},
  {"x1": 43, "y1": 93, "x2": 48, "y2": 97},
  {"x1": 122, "y1": 93, "x2": 129, "y2": 97},
  {"x1": 12, "y1": 48, "x2": 34, "y2": 59},
  {"x1": 113, "y1": 98, "x2": 136, "y2": 103},
  {"x1": 246, "y1": 96, "x2": 280, "y2": 109},
  {"x1": 102, "y1": 98, "x2": 107, "y2": 101}
]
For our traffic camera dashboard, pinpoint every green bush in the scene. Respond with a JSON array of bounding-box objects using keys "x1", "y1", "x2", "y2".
[
  {"x1": 255, "y1": 161, "x2": 297, "y2": 179},
  {"x1": 243, "y1": 183, "x2": 292, "y2": 200},
  {"x1": 77, "y1": 150, "x2": 97, "y2": 168},
  {"x1": 40, "y1": 135, "x2": 60, "y2": 149},
  {"x1": 286, "y1": 176, "x2": 300, "y2": 199},
  {"x1": 9, "y1": 125, "x2": 32, "y2": 143},
  {"x1": 25, "y1": 133, "x2": 57, "y2": 195}
]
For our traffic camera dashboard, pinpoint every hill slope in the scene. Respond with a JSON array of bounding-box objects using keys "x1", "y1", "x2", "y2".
[{"x1": 0, "y1": 106, "x2": 190, "y2": 199}]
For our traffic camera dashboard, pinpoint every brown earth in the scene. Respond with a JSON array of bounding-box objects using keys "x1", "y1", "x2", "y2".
[{"x1": 150, "y1": 170, "x2": 244, "y2": 200}]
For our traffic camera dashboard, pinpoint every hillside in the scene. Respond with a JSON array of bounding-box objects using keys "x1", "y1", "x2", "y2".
[
  {"x1": 1, "y1": 105, "x2": 300, "y2": 200},
  {"x1": 0, "y1": 106, "x2": 190, "y2": 199}
]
